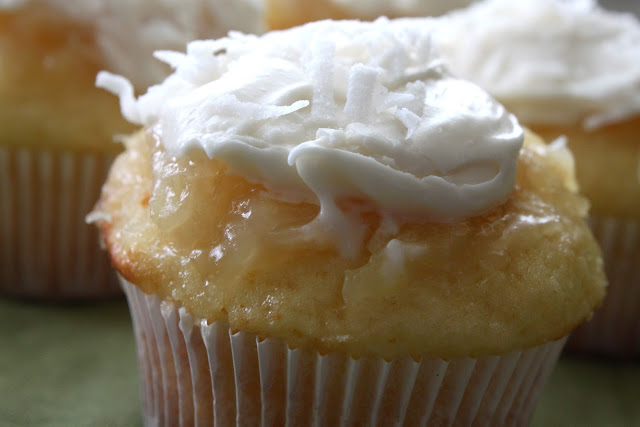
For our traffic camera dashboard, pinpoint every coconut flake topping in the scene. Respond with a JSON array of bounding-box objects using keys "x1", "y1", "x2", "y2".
[
  {"x1": 98, "y1": 18, "x2": 523, "y2": 256},
  {"x1": 434, "y1": 0, "x2": 640, "y2": 129}
]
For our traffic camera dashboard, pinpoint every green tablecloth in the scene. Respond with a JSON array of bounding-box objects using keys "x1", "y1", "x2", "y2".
[{"x1": 1, "y1": 297, "x2": 638, "y2": 426}]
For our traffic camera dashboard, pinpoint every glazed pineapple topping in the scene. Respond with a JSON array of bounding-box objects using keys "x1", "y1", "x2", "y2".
[{"x1": 98, "y1": 18, "x2": 523, "y2": 256}]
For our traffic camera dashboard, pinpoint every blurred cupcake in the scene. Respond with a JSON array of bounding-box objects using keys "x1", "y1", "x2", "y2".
[
  {"x1": 267, "y1": 0, "x2": 477, "y2": 29},
  {"x1": 93, "y1": 19, "x2": 605, "y2": 425},
  {"x1": 0, "y1": 0, "x2": 265, "y2": 300},
  {"x1": 433, "y1": 0, "x2": 640, "y2": 357}
]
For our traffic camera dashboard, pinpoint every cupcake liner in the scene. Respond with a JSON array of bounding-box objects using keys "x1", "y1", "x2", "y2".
[
  {"x1": 0, "y1": 146, "x2": 120, "y2": 300},
  {"x1": 567, "y1": 215, "x2": 640, "y2": 357},
  {"x1": 121, "y1": 277, "x2": 567, "y2": 426}
]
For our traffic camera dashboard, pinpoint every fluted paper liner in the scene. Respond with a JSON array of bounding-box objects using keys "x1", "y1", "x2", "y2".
[
  {"x1": 0, "y1": 146, "x2": 120, "y2": 299},
  {"x1": 567, "y1": 215, "x2": 640, "y2": 357},
  {"x1": 121, "y1": 277, "x2": 567, "y2": 426}
]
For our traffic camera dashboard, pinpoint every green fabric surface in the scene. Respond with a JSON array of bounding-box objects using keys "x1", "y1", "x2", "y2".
[
  {"x1": 0, "y1": 298, "x2": 140, "y2": 426},
  {"x1": 1, "y1": 296, "x2": 638, "y2": 426}
]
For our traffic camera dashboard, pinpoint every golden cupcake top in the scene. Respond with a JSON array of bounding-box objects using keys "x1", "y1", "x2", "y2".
[{"x1": 95, "y1": 129, "x2": 605, "y2": 359}]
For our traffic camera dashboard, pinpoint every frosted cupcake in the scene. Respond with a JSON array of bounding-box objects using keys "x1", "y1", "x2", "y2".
[
  {"x1": 267, "y1": 0, "x2": 476, "y2": 29},
  {"x1": 93, "y1": 19, "x2": 605, "y2": 425},
  {"x1": 433, "y1": 0, "x2": 640, "y2": 357},
  {"x1": 0, "y1": 0, "x2": 265, "y2": 299}
]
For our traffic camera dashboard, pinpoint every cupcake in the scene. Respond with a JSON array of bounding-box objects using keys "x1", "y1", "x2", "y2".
[
  {"x1": 0, "y1": 0, "x2": 265, "y2": 299},
  {"x1": 93, "y1": 19, "x2": 605, "y2": 424},
  {"x1": 433, "y1": 0, "x2": 640, "y2": 357},
  {"x1": 267, "y1": 0, "x2": 477, "y2": 29}
]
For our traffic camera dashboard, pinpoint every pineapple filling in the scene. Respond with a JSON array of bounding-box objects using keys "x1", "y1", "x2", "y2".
[
  {"x1": 0, "y1": 4, "x2": 132, "y2": 152},
  {"x1": 99, "y1": 130, "x2": 605, "y2": 359}
]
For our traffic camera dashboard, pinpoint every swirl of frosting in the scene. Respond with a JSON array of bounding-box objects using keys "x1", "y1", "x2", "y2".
[
  {"x1": 98, "y1": 18, "x2": 523, "y2": 255},
  {"x1": 1, "y1": 0, "x2": 265, "y2": 89},
  {"x1": 433, "y1": 0, "x2": 640, "y2": 129}
]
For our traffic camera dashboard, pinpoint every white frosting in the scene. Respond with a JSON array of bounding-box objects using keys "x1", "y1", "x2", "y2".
[
  {"x1": 2, "y1": 0, "x2": 265, "y2": 89},
  {"x1": 98, "y1": 18, "x2": 523, "y2": 256},
  {"x1": 433, "y1": 0, "x2": 640, "y2": 129},
  {"x1": 330, "y1": 0, "x2": 477, "y2": 19}
]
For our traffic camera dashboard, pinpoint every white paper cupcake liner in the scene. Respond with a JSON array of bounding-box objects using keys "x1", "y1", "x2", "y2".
[
  {"x1": 0, "y1": 146, "x2": 120, "y2": 300},
  {"x1": 121, "y1": 277, "x2": 567, "y2": 426},
  {"x1": 567, "y1": 215, "x2": 640, "y2": 357}
]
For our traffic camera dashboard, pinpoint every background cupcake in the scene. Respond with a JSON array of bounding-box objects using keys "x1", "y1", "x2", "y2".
[
  {"x1": 93, "y1": 19, "x2": 605, "y2": 424},
  {"x1": 0, "y1": 0, "x2": 265, "y2": 300},
  {"x1": 433, "y1": 0, "x2": 640, "y2": 357},
  {"x1": 267, "y1": 0, "x2": 477, "y2": 29}
]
